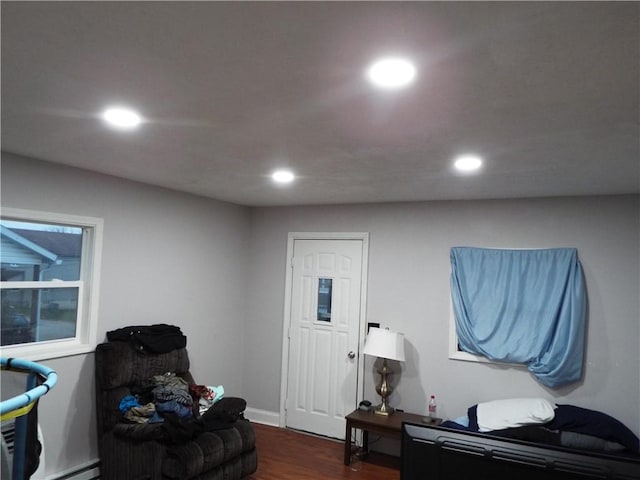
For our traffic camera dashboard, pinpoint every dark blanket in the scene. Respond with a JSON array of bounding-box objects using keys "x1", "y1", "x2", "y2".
[
  {"x1": 107, "y1": 324, "x2": 187, "y2": 353},
  {"x1": 547, "y1": 405, "x2": 639, "y2": 453}
]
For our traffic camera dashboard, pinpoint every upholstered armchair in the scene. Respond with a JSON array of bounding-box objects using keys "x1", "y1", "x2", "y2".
[{"x1": 95, "y1": 337, "x2": 257, "y2": 480}]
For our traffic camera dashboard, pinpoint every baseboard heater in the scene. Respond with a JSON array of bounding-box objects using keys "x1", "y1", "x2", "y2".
[
  {"x1": 49, "y1": 462, "x2": 100, "y2": 480},
  {"x1": 2, "y1": 419, "x2": 47, "y2": 479},
  {"x1": 2, "y1": 420, "x2": 100, "y2": 480}
]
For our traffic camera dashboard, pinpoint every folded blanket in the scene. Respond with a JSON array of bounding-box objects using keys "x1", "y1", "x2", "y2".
[{"x1": 107, "y1": 324, "x2": 186, "y2": 353}]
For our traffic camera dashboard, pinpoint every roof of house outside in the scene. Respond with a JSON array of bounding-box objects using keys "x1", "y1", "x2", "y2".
[{"x1": 9, "y1": 229, "x2": 82, "y2": 258}]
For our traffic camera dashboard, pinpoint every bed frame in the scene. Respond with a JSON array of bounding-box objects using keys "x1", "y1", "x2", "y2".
[{"x1": 401, "y1": 422, "x2": 640, "y2": 480}]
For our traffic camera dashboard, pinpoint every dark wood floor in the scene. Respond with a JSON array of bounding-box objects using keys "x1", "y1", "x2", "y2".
[{"x1": 248, "y1": 422, "x2": 400, "y2": 480}]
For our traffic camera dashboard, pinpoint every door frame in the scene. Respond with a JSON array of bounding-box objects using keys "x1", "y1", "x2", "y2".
[{"x1": 279, "y1": 232, "x2": 370, "y2": 429}]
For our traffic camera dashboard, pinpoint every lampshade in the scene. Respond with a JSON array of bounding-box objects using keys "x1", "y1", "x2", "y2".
[{"x1": 362, "y1": 327, "x2": 405, "y2": 362}]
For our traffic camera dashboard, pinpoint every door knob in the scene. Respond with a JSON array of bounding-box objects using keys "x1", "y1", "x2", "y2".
[{"x1": 348, "y1": 351, "x2": 356, "y2": 359}]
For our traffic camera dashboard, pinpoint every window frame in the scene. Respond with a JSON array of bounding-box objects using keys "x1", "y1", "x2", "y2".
[
  {"x1": 448, "y1": 246, "x2": 553, "y2": 369},
  {"x1": 448, "y1": 295, "x2": 526, "y2": 368},
  {"x1": 0, "y1": 207, "x2": 103, "y2": 360},
  {"x1": 448, "y1": 300, "x2": 492, "y2": 363}
]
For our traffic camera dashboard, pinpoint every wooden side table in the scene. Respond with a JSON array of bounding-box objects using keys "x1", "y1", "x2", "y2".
[{"x1": 344, "y1": 409, "x2": 442, "y2": 465}]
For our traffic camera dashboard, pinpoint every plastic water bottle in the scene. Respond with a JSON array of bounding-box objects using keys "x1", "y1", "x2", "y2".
[{"x1": 428, "y1": 395, "x2": 437, "y2": 419}]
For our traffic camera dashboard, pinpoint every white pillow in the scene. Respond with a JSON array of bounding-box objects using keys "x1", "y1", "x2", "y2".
[{"x1": 476, "y1": 397, "x2": 556, "y2": 432}]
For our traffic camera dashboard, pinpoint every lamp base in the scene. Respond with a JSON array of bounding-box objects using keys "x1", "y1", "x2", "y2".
[
  {"x1": 373, "y1": 404, "x2": 395, "y2": 416},
  {"x1": 374, "y1": 358, "x2": 396, "y2": 415}
]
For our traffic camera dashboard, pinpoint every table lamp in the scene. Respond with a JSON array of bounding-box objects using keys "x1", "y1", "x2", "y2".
[{"x1": 362, "y1": 327, "x2": 405, "y2": 415}]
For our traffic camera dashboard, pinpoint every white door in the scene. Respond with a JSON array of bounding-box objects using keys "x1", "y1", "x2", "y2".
[{"x1": 285, "y1": 238, "x2": 365, "y2": 439}]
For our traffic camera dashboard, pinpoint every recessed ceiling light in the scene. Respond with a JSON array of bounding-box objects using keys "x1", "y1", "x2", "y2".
[
  {"x1": 366, "y1": 57, "x2": 416, "y2": 89},
  {"x1": 272, "y1": 169, "x2": 295, "y2": 184},
  {"x1": 454, "y1": 155, "x2": 483, "y2": 172},
  {"x1": 102, "y1": 107, "x2": 142, "y2": 129}
]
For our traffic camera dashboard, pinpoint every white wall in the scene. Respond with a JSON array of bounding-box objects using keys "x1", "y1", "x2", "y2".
[
  {"x1": 244, "y1": 196, "x2": 640, "y2": 437},
  {"x1": 2, "y1": 154, "x2": 639, "y2": 475},
  {"x1": 1, "y1": 152, "x2": 251, "y2": 477}
]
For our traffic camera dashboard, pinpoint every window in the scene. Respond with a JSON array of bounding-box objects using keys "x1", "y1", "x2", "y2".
[
  {"x1": 1, "y1": 208, "x2": 103, "y2": 360},
  {"x1": 448, "y1": 301, "x2": 491, "y2": 363},
  {"x1": 448, "y1": 246, "x2": 586, "y2": 387},
  {"x1": 448, "y1": 301, "x2": 519, "y2": 365},
  {"x1": 316, "y1": 278, "x2": 333, "y2": 322}
]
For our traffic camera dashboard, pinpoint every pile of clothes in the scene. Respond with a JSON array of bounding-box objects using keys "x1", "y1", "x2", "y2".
[{"x1": 118, "y1": 372, "x2": 224, "y2": 424}]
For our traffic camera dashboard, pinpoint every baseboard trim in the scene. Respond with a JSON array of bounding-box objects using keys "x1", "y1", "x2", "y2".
[
  {"x1": 41, "y1": 410, "x2": 279, "y2": 480},
  {"x1": 245, "y1": 407, "x2": 280, "y2": 427}
]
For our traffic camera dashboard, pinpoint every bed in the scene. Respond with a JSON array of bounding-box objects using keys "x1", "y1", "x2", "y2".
[{"x1": 401, "y1": 399, "x2": 640, "y2": 480}]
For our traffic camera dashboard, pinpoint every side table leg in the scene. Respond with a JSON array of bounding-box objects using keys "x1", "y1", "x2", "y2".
[
  {"x1": 344, "y1": 421, "x2": 352, "y2": 465},
  {"x1": 363, "y1": 430, "x2": 369, "y2": 455}
]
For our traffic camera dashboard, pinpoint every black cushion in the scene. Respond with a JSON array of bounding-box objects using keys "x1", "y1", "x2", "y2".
[{"x1": 107, "y1": 324, "x2": 187, "y2": 353}]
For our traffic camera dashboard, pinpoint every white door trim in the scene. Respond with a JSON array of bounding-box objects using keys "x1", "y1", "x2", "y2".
[{"x1": 279, "y1": 232, "x2": 370, "y2": 429}]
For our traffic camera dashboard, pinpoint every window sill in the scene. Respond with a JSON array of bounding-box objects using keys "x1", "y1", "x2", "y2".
[{"x1": 1, "y1": 340, "x2": 95, "y2": 362}]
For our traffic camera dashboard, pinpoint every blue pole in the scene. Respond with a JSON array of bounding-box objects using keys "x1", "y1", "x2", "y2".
[
  {"x1": 11, "y1": 372, "x2": 37, "y2": 480},
  {"x1": 1, "y1": 358, "x2": 57, "y2": 480}
]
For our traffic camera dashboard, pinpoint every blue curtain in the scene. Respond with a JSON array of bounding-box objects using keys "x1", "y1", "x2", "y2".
[{"x1": 450, "y1": 247, "x2": 586, "y2": 388}]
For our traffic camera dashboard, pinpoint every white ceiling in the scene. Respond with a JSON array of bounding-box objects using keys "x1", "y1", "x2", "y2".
[{"x1": 2, "y1": 1, "x2": 638, "y2": 207}]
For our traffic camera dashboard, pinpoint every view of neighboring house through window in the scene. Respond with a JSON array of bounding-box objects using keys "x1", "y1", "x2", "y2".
[{"x1": 0, "y1": 209, "x2": 103, "y2": 359}]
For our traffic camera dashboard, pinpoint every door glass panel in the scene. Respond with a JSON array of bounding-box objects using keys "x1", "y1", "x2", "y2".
[{"x1": 317, "y1": 278, "x2": 332, "y2": 322}]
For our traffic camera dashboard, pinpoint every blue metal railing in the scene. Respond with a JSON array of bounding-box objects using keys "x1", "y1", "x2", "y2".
[{"x1": 1, "y1": 357, "x2": 57, "y2": 480}]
